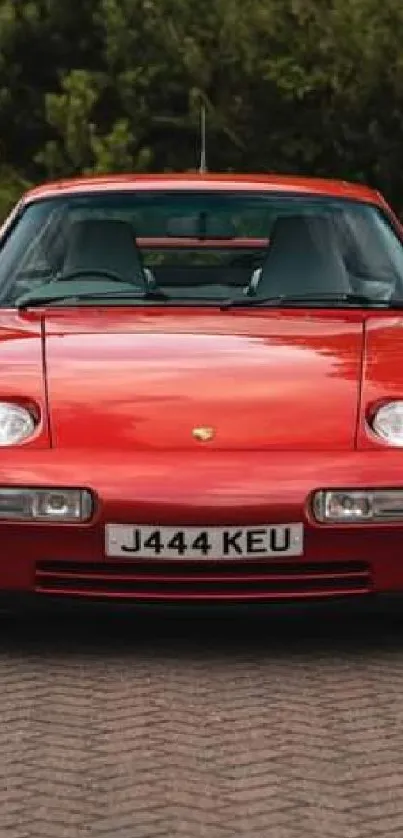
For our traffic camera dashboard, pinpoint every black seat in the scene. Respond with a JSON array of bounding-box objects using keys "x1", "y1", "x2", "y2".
[
  {"x1": 250, "y1": 215, "x2": 351, "y2": 297},
  {"x1": 62, "y1": 219, "x2": 147, "y2": 286}
]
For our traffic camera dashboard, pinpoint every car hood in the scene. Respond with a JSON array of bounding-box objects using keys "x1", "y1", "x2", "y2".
[{"x1": 42, "y1": 309, "x2": 365, "y2": 450}]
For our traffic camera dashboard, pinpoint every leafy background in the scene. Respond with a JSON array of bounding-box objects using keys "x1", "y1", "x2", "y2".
[{"x1": 0, "y1": 0, "x2": 402, "y2": 217}]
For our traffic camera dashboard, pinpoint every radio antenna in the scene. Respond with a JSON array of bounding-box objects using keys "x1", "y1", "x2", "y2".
[{"x1": 198, "y1": 103, "x2": 207, "y2": 174}]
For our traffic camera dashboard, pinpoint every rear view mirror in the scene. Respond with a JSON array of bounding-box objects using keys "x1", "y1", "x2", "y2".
[{"x1": 166, "y1": 213, "x2": 236, "y2": 239}]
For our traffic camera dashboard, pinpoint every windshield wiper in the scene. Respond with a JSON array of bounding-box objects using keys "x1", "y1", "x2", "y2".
[
  {"x1": 16, "y1": 288, "x2": 170, "y2": 310},
  {"x1": 17, "y1": 287, "x2": 403, "y2": 311},
  {"x1": 220, "y1": 292, "x2": 402, "y2": 310}
]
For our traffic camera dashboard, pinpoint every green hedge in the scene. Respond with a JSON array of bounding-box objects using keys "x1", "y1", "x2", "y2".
[{"x1": 1, "y1": 0, "x2": 403, "y2": 214}]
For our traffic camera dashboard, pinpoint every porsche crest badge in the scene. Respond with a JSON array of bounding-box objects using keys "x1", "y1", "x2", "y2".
[{"x1": 192, "y1": 426, "x2": 215, "y2": 442}]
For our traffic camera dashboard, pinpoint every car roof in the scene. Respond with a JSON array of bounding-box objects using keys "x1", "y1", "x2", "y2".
[{"x1": 23, "y1": 172, "x2": 385, "y2": 206}]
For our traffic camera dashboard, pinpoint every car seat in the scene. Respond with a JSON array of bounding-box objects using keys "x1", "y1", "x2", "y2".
[
  {"x1": 245, "y1": 215, "x2": 351, "y2": 298},
  {"x1": 62, "y1": 219, "x2": 155, "y2": 287}
]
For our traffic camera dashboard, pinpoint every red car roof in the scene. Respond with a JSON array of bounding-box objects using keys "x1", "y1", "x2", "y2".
[{"x1": 23, "y1": 172, "x2": 385, "y2": 206}]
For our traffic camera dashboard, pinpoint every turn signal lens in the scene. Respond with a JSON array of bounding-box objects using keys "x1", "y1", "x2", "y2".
[
  {"x1": 0, "y1": 488, "x2": 93, "y2": 521},
  {"x1": 313, "y1": 490, "x2": 403, "y2": 523}
]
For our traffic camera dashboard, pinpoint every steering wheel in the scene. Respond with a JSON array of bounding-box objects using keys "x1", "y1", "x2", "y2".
[{"x1": 58, "y1": 269, "x2": 140, "y2": 285}]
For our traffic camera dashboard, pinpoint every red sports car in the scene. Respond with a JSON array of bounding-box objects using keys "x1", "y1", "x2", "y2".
[{"x1": 1, "y1": 172, "x2": 403, "y2": 607}]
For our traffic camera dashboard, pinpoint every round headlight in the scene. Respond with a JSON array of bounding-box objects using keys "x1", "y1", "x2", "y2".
[
  {"x1": 0, "y1": 403, "x2": 36, "y2": 446},
  {"x1": 371, "y1": 401, "x2": 403, "y2": 446}
]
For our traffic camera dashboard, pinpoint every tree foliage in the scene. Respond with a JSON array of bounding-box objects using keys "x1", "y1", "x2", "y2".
[{"x1": 0, "y1": 0, "x2": 403, "y2": 215}]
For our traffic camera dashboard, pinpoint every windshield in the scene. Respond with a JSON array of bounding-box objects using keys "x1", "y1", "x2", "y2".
[{"x1": 1, "y1": 190, "x2": 403, "y2": 307}]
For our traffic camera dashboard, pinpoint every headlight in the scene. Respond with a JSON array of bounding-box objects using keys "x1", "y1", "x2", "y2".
[
  {"x1": 0, "y1": 488, "x2": 93, "y2": 521},
  {"x1": 313, "y1": 489, "x2": 403, "y2": 523},
  {"x1": 370, "y1": 401, "x2": 403, "y2": 446},
  {"x1": 0, "y1": 403, "x2": 36, "y2": 445}
]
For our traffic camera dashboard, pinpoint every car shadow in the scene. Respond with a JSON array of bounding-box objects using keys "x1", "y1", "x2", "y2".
[{"x1": 1, "y1": 601, "x2": 403, "y2": 661}]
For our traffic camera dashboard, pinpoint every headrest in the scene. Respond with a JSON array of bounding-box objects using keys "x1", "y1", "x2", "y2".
[
  {"x1": 63, "y1": 219, "x2": 145, "y2": 285},
  {"x1": 254, "y1": 214, "x2": 351, "y2": 296}
]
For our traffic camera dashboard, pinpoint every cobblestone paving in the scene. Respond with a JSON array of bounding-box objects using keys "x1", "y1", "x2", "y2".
[{"x1": 1, "y1": 603, "x2": 403, "y2": 838}]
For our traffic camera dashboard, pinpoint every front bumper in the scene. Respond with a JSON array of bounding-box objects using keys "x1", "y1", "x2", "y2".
[{"x1": 2, "y1": 448, "x2": 403, "y2": 603}]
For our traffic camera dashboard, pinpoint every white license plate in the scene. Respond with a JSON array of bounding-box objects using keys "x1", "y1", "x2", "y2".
[{"x1": 105, "y1": 523, "x2": 304, "y2": 560}]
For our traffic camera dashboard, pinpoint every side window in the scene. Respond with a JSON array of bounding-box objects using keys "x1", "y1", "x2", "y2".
[
  {"x1": 0, "y1": 203, "x2": 67, "y2": 301},
  {"x1": 337, "y1": 211, "x2": 395, "y2": 279}
]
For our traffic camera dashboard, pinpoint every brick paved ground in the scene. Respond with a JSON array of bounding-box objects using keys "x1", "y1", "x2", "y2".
[{"x1": 1, "y1": 604, "x2": 403, "y2": 838}]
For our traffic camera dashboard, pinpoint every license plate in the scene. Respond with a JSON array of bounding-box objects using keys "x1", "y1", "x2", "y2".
[{"x1": 105, "y1": 523, "x2": 304, "y2": 560}]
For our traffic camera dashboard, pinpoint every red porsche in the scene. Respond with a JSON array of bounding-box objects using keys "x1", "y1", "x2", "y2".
[{"x1": 1, "y1": 172, "x2": 403, "y2": 607}]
